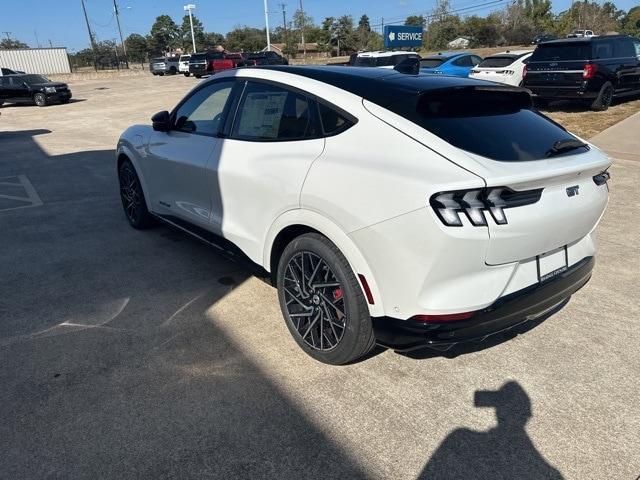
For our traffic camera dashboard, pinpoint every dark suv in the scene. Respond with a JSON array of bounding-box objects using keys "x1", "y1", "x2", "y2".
[
  {"x1": 0, "y1": 74, "x2": 71, "y2": 107},
  {"x1": 523, "y1": 35, "x2": 640, "y2": 110},
  {"x1": 245, "y1": 51, "x2": 289, "y2": 66},
  {"x1": 188, "y1": 52, "x2": 222, "y2": 78}
]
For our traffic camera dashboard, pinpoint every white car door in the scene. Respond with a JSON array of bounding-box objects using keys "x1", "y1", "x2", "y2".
[
  {"x1": 141, "y1": 79, "x2": 236, "y2": 228},
  {"x1": 213, "y1": 80, "x2": 325, "y2": 263}
]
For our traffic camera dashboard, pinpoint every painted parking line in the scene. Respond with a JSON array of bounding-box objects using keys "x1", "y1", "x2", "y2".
[{"x1": 0, "y1": 175, "x2": 43, "y2": 212}]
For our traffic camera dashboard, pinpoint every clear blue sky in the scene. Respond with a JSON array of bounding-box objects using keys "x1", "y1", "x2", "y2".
[{"x1": 2, "y1": 0, "x2": 637, "y2": 51}]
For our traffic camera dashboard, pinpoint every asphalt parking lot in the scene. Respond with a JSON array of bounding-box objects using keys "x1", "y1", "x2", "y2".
[{"x1": 1, "y1": 74, "x2": 639, "y2": 479}]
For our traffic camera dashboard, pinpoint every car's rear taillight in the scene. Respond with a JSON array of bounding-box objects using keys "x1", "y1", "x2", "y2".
[
  {"x1": 430, "y1": 187, "x2": 543, "y2": 227},
  {"x1": 583, "y1": 63, "x2": 597, "y2": 79}
]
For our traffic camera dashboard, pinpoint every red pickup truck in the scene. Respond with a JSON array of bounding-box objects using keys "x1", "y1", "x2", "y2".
[{"x1": 189, "y1": 51, "x2": 251, "y2": 78}]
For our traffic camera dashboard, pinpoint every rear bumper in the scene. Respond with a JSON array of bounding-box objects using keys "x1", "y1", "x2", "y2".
[
  {"x1": 189, "y1": 65, "x2": 210, "y2": 75},
  {"x1": 526, "y1": 85, "x2": 598, "y2": 99},
  {"x1": 373, "y1": 256, "x2": 594, "y2": 351}
]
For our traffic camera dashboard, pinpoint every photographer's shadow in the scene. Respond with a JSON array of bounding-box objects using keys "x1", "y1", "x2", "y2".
[{"x1": 419, "y1": 381, "x2": 564, "y2": 479}]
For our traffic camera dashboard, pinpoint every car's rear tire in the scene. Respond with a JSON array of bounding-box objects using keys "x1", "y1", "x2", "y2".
[
  {"x1": 33, "y1": 93, "x2": 47, "y2": 107},
  {"x1": 118, "y1": 159, "x2": 155, "y2": 229},
  {"x1": 195, "y1": 75, "x2": 201, "y2": 79},
  {"x1": 184, "y1": 72, "x2": 190, "y2": 77},
  {"x1": 591, "y1": 82, "x2": 613, "y2": 111},
  {"x1": 276, "y1": 233, "x2": 375, "y2": 365}
]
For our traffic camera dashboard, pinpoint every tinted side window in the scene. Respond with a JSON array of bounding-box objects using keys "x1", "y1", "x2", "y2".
[
  {"x1": 232, "y1": 82, "x2": 317, "y2": 141},
  {"x1": 174, "y1": 80, "x2": 234, "y2": 136},
  {"x1": 593, "y1": 40, "x2": 614, "y2": 59},
  {"x1": 376, "y1": 56, "x2": 394, "y2": 67},
  {"x1": 317, "y1": 102, "x2": 353, "y2": 136},
  {"x1": 453, "y1": 56, "x2": 473, "y2": 67},
  {"x1": 471, "y1": 55, "x2": 482, "y2": 66},
  {"x1": 0, "y1": 77, "x2": 11, "y2": 87},
  {"x1": 614, "y1": 38, "x2": 635, "y2": 58}
]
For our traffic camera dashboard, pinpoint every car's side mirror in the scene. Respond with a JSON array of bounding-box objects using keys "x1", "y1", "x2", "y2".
[{"x1": 151, "y1": 110, "x2": 171, "y2": 132}]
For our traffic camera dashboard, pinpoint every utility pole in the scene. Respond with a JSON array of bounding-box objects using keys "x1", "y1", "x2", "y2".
[
  {"x1": 299, "y1": 0, "x2": 306, "y2": 57},
  {"x1": 279, "y1": 4, "x2": 289, "y2": 59},
  {"x1": 113, "y1": 0, "x2": 129, "y2": 68},
  {"x1": 381, "y1": 17, "x2": 384, "y2": 34},
  {"x1": 80, "y1": 0, "x2": 98, "y2": 71},
  {"x1": 183, "y1": 4, "x2": 197, "y2": 53},
  {"x1": 34, "y1": 30, "x2": 41, "y2": 47},
  {"x1": 264, "y1": 0, "x2": 272, "y2": 51}
]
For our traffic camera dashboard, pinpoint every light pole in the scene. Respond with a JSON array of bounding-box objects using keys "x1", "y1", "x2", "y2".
[
  {"x1": 263, "y1": 0, "x2": 271, "y2": 51},
  {"x1": 184, "y1": 4, "x2": 197, "y2": 53}
]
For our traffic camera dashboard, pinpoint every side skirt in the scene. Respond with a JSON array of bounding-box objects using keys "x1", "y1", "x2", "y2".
[{"x1": 152, "y1": 213, "x2": 269, "y2": 278}]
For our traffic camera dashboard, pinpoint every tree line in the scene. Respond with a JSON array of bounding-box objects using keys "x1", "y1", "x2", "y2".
[
  {"x1": 2, "y1": 0, "x2": 638, "y2": 68},
  {"x1": 123, "y1": 0, "x2": 639, "y2": 62}
]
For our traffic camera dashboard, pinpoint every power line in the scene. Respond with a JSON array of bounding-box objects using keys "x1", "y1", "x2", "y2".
[{"x1": 370, "y1": 0, "x2": 514, "y2": 28}]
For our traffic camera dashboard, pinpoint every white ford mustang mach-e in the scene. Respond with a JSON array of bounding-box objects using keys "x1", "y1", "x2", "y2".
[{"x1": 116, "y1": 65, "x2": 611, "y2": 364}]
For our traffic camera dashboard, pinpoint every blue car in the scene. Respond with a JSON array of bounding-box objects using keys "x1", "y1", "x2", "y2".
[{"x1": 419, "y1": 52, "x2": 483, "y2": 77}]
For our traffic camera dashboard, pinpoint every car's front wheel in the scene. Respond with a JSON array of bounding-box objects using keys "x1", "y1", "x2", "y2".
[
  {"x1": 33, "y1": 93, "x2": 47, "y2": 107},
  {"x1": 118, "y1": 159, "x2": 154, "y2": 229},
  {"x1": 277, "y1": 233, "x2": 375, "y2": 365},
  {"x1": 184, "y1": 72, "x2": 190, "y2": 77}
]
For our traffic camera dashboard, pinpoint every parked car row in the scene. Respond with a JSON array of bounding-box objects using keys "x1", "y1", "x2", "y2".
[
  {"x1": 151, "y1": 50, "x2": 289, "y2": 79},
  {"x1": 353, "y1": 34, "x2": 640, "y2": 111}
]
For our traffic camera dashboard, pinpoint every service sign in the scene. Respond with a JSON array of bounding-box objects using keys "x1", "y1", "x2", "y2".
[{"x1": 383, "y1": 25, "x2": 424, "y2": 49}]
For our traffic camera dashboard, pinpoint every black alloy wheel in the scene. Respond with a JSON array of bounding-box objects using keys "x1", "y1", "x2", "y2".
[
  {"x1": 282, "y1": 251, "x2": 347, "y2": 351},
  {"x1": 277, "y1": 233, "x2": 375, "y2": 365},
  {"x1": 118, "y1": 160, "x2": 154, "y2": 229}
]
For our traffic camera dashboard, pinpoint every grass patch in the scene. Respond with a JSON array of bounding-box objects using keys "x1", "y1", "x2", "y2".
[{"x1": 543, "y1": 97, "x2": 640, "y2": 139}]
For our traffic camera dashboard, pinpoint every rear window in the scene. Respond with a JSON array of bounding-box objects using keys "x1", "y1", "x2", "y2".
[
  {"x1": 530, "y1": 43, "x2": 591, "y2": 61},
  {"x1": 420, "y1": 58, "x2": 445, "y2": 68},
  {"x1": 180, "y1": 55, "x2": 190, "y2": 61},
  {"x1": 478, "y1": 56, "x2": 517, "y2": 68},
  {"x1": 190, "y1": 54, "x2": 207, "y2": 61},
  {"x1": 152, "y1": 58, "x2": 165, "y2": 62},
  {"x1": 396, "y1": 88, "x2": 585, "y2": 161},
  {"x1": 353, "y1": 57, "x2": 377, "y2": 67}
]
